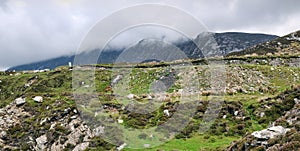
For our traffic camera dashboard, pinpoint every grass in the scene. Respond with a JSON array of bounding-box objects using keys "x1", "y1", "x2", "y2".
[{"x1": 125, "y1": 134, "x2": 240, "y2": 151}]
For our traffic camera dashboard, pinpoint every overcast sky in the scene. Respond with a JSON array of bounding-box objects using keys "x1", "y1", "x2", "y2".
[{"x1": 1, "y1": 0, "x2": 300, "y2": 70}]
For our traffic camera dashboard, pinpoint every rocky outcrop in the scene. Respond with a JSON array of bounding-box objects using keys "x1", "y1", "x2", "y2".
[
  {"x1": 0, "y1": 100, "x2": 111, "y2": 150},
  {"x1": 227, "y1": 86, "x2": 300, "y2": 151},
  {"x1": 251, "y1": 126, "x2": 290, "y2": 144}
]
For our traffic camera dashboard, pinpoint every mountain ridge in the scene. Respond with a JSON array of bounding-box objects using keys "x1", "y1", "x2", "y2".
[
  {"x1": 7, "y1": 32, "x2": 278, "y2": 71},
  {"x1": 227, "y1": 30, "x2": 300, "y2": 56}
]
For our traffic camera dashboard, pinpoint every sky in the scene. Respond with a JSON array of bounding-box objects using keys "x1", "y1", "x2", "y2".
[{"x1": 0, "y1": 0, "x2": 300, "y2": 70}]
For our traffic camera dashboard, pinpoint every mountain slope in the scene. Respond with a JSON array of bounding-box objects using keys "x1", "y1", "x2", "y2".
[
  {"x1": 227, "y1": 30, "x2": 300, "y2": 56},
  {"x1": 0, "y1": 58, "x2": 299, "y2": 150},
  {"x1": 7, "y1": 32, "x2": 277, "y2": 71}
]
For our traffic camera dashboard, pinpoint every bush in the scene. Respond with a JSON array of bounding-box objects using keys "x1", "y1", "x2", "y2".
[
  {"x1": 209, "y1": 138, "x2": 216, "y2": 143},
  {"x1": 138, "y1": 133, "x2": 147, "y2": 140}
]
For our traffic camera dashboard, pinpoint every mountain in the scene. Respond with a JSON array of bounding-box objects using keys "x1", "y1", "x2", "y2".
[
  {"x1": 169, "y1": 32, "x2": 278, "y2": 59},
  {"x1": 7, "y1": 56, "x2": 75, "y2": 71},
  {"x1": 7, "y1": 32, "x2": 277, "y2": 71},
  {"x1": 227, "y1": 30, "x2": 300, "y2": 56},
  {"x1": 7, "y1": 50, "x2": 122, "y2": 71}
]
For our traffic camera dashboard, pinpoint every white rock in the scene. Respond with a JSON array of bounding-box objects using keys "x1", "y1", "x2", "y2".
[
  {"x1": 294, "y1": 98, "x2": 299, "y2": 104},
  {"x1": 127, "y1": 94, "x2": 135, "y2": 99},
  {"x1": 40, "y1": 118, "x2": 47, "y2": 125},
  {"x1": 33, "y1": 96, "x2": 43, "y2": 103},
  {"x1": 50, "y1": 123, "x2": 56, "y2": 130},
  {"x1": 15, "y1": 97, "x2": 26, "y2": 105},
  {"x1": 260, "y1": 112, "x2": 265, "y2": 118},
  {"x1": 143, "y1": 144, "x2": 150, "y2": 148},
  {"x1": 117, "y1": 143, "x2": 127, "y2": 151},
  {"x1": 223, "y1": 115, "x2": 227, "y2": 119},
  {"x1": 271, "y1": 67, "x2": 275, "y2": 71},
  {"x1": 251, "y1": 126, "x2": 289, "y2": 140},
  {"x1": 163, "y1": 109, "x2": 170, "y2": 117},
  {"x1": 112, "y1": 75, "x2": 123, "y2": 85},
  {"x1": 71, "y1": 115, "x2": 77, "y2": 119},
  {"x1": 118, "y1": 119, "x2": 124, "y2": 124},
  {"x1": 234, "y1": 111, "x2": 239, "y2": 116}
]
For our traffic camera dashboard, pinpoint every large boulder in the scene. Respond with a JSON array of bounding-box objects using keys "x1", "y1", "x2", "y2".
[{"x1": 252, "y1": 126, "x2": 290, "y2": 140}]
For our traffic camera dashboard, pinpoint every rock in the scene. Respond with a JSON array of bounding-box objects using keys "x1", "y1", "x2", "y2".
[
  {"x1": 66, "y1": 130, "x2": 82, "y2": 146},
  {"x1": 117, "y1": 119, "x2": 124, "y2": 124},
  {"x1": 260, "y1": 112, "x2": 265, "y2": 118},
  {"x1": 117, "y1": 143, "x2": 127, "y2": 151},
  {"x1": 50, "y1": 123, "x2": 56, "y2": 130},
  {"x1": 163, "y1": 109, "x2": 170, "y2": 117},
  {"x1": 93, "y1": 126, "x2": 105, "y2": 136},
  {"x1": 0, "y1": 131, "x2": 7, "y2": 138},
  {"x1": 271, "y1": 67, "x2": 275, "y2": 71},
  {"x1": 15, "y1": 97, "x2": 26, "y2": 106},
  {"x1": 111, "y1": 75, "x2": 123, "y2": 86},
  {"x1": 251, "y1": 126, "x2": 290, "y2": 140},
  {"x1": 143, "y1": 144, "x2": 150, "y2": 148},
  {"x1": 234, "y1": 111, "x2": 239, "y2": 116},
  {"x1": 266, "y1": 144, "x2": 281, "y2": 151},
  {"x1": 71, "y1": 115, "x2": 77, "y2": 119},
  {"x1": 0, "y1": 109, "x2": 5, "y2": 115},
  {"x1": 40, "y1": 118, "x2": 48, "y2": 125},
  {"x1": 223, "y1": 115, "x2": 227, "y2": 119},
  {"x1": 33, "y1": 96, "x2": 43, "y2": 103},
  {"x1": 294, "y1": 98, "x2": 299, "y2": 104},
  {"x1": 36, "y1": 135, "x2": 47, "y2": 150},
  {"x1": 73, "y1": 142, "x2": 89, "y2": 151},
  {"x1": 127, "y1": 94, "x2": 135, "y2": 99}
]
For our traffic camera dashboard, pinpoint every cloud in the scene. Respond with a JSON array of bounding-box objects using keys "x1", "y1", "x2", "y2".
[{"x1": 0, "y1": 0, "x2": 299, "y2": 68}]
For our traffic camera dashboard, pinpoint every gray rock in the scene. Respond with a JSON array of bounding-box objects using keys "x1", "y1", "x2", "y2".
[
  {"x1": 73, "y1": 142, "x2": 89, "y2": 151},
  {"x1": 36, "y1": 135, "x2": 47, "y2": 151}
]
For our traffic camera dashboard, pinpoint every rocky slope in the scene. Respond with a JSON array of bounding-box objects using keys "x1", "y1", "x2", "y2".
[
  {"x1": 228, "y1": 30, "x2": 300, "y2": 56},
  {"x1": 227, "y1": 86, "x2": 300, "y2": 151}
]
